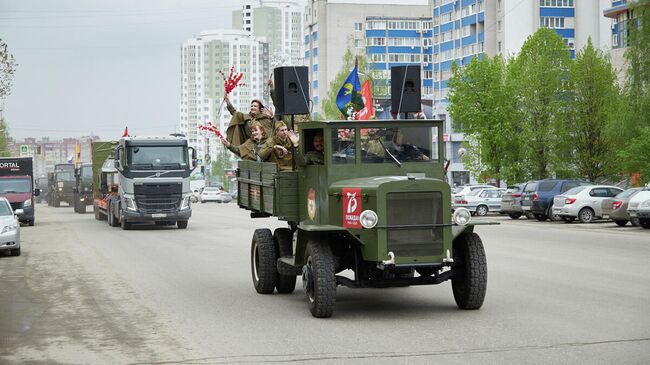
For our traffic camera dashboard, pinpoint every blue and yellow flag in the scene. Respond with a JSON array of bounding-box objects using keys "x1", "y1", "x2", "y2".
[{"x1": 336, "y1": 65, "x2": 364, "y2": 119}]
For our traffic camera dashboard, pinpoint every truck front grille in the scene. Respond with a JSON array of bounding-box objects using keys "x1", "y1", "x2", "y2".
[
  {"x1": 134, "y1": 183, "x2": 182, "y2": 214},
  {"x1": 386, "y1": 192, "x2": 443, "y2": 257}
]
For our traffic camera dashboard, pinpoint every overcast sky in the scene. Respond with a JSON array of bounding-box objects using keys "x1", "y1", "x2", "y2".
[{"x1": 0, "y1": 0, "x2": 240, "y2": 140}]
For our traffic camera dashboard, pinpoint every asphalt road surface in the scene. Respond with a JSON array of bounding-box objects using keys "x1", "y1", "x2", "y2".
[{"x1": 1, "y1": 203, "x2": 649, "y2": 364}]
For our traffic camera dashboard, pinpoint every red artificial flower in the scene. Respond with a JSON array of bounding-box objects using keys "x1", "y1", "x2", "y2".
[{"x1": 220, "y1": 66, "x2": 246, "y2": 95}]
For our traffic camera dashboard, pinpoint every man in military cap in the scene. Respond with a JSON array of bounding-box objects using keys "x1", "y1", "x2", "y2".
[
  {"x1": 260, "y1": 121, "x2": 294, "y2": 171},
  {"x1": 293, "y1": 132, "x2": 324, "y2": 166}
]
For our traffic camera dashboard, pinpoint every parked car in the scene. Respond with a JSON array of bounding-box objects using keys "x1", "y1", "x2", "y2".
[
  {"x1": 454, "y1": 188, "x2": 505, "y2": 216},
  {"x1": 501, "y1": 183, "x2": 526, "y2": 219},
  {"x1": 200, "y1": 187, "x2": 232, "y2": 203},
  {"x1": 601, "y1": 187, "x2": 643, "y2": 226},
  {"x1": 452, "y1": 184, "x2": 495, "y2": 210},
  {"x1": 552, "y1": 185, "x2": 624, "y2": 223},
  {"x1": 627, "y1": 184, "x2": 650, "y2": 229},
  {"x1": 521, "y1": 179, "x2": 592, "y2": 221},
  {"x1": 0, "y1": 197, "x2": 21, "y2": 257}
]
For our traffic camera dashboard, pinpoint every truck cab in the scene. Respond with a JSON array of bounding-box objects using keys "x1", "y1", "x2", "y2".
[
  {"x1": 0, "y1": 158, "x2": 39, "y2": 226},
  {"x1": 73, "y1": 163, "x2": 93, "y2": 213},
  {"x1": 112, "y1": 136, "x2": 196, "y2": 229},
  {"x1": 237, "y1": 119, "x2": 487, "y2": 317},
  {"x1": 49, "y1": 163, "x2": 75, "y2": 207}
]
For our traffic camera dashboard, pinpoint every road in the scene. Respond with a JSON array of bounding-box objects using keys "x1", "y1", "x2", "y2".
[{"x1": 1, "y1": 203, "x2": 649, "y2": 364}]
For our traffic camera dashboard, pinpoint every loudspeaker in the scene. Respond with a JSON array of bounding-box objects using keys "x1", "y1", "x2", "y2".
[
  {"x1": 391, "y1": 65, "x2": 421, "y2": 114},
  {"x1": 273, "y1": 66, "x2": 310, "y2": 115}
]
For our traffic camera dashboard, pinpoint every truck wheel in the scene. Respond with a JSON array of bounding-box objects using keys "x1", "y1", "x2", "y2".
[
  {"x1": 120, "y1": 216, "x2": 131, "y2": 230},
  {"x1": 10, "y1": 248, "x2": 21, "y2": 256},
  {"x1": 614, "y1": 220, "x2": 628, "y2": 227},
  {"x1": 303, "y1": 240, "x2": 336, "y2": 318},
  {"x1": 177, "y1": 220, "x2": 188, "y2": 229},
  {"x1": 452, "y1": 232, "x2": 487, "y2": 310},
  {"x1": 578, "y1": 207, "x2": 594, "y2": 223},
  {"x1": 53, "y1": 195, "x2": 60, "y2": 208},
  {"x1": 94, "y1": 206, "x2": 100, "y2": 220},
  {"x1": 508, "y1": 212, "x2": 522, "y2": 219},
  {"x1": 273, "y1": 228, "x2": 296, "y2": 294},
  {"x1": 251, "y1": 229, "x2": 277, "y2": 294},
  {"x1": 476, "y1": 205, "x2": 488, "y2": 216},
  {"x1": 78, "y1": 202, "x2": 87, "y2": 214}
]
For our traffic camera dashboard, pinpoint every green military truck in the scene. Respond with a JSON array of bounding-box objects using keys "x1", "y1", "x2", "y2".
[
  {"x1": 49, "y1": 163, "x2": 75, "y2": 207},
  {"x1": 73, "y1": 163, "x2": 93, "y2": 213},
  {"x1": 237, "y1": 119, "x2": 488, "y2": 318}
]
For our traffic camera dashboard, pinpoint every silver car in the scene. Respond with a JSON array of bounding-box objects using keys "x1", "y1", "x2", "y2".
[
  {"x1": 0, "y1": 197, "x2": 21, "y2": 257},
  {"x1": 200, "y1": 187, "x2": 232, "y2": 203},
  {"x1": 454, "y1": 188, "x2": 505, "y2": 216},
  {"x1": 500, "y1": 183, "x2": 525, "y2": 219},
  {"x1": 553, "y1": 185, "x2": 623, "y2": 223},
  {"x1": 452, "y1": 184, "x2": 495, "y2": 210}
]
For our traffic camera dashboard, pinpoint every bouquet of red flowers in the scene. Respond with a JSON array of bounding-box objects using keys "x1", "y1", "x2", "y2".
[
  {"x1": 198, "y1": 122, "x2": 224, "y2": 139},
  {"x1": 220, "y1": 66, "x2": 245, "y2": 94}
]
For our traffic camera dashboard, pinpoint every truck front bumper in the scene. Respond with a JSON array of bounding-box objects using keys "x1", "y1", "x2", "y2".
[{"x1": 122, "y1": 209, "x2": 192, "y2": 222}]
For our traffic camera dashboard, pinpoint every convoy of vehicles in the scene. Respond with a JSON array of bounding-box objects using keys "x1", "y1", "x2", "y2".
[
  {"x1": 236, "y1": 119, "x2": 489, "y2": 318},
  {"x1": 48, "y1": 163, "x2": 75, "y2": 207},
  {"x1": 0, "y1": 157, "x2": 39, "y2": 226},
  {"x1": 73, "y1": 163, "x2": 93, "y2": 213},
  {"x1": 92, "y1": 136, "x2": 196, "y2": 229}
]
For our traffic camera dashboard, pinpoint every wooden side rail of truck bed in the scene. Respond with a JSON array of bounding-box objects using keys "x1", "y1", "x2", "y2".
[{"x1": 236, "y1": 160, "x2": 298, "y2": 221}]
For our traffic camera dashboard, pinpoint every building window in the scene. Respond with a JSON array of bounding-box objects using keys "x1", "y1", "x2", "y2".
[
  {"x1": 355, "y1": 22, "x2": 362, "y2": 31},
  {"x1": 540, "y1": 16, "x2": 565, "y2": 28},
  {"x1": 540, "y1": 0, "x2": 574, "y2": 7}
]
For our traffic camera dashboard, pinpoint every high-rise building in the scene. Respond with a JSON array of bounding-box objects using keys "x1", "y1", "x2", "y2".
[
  {"x1": 233, "y1": 0, "x2": 306, "y2": 66},
  {"x1": 304, "y1": 0, "x2": 430, "y2": 115},
  {"x1": 603, "y1": 0, "x2": 648, "y2": 84},
  {"x1": 430, "y1": 0, "x2": 611, "y2": 186},
  {"x1": 179, "y1": 30, "x2": 269, "y2": 171}
]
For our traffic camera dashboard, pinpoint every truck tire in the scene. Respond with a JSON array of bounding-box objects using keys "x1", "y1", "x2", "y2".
[
  {"x1": 120, "y1": 215, "x2": 131, "y2": 230},
  {"x1": 251, "y1": 228, "x2": 276, "y2": 294},
  {"x1": 78, "y1": 202, "x2": 87, "y2": 214},
  {"x1": 508, "y1": 212, "x2": 522, "y2": 219},
  {"x1": 177, "y1": 220, "x2": 188, "y2": 229},
  {"x1": 94, "y1": 206, "x2": 100, "y2": 220},
  {"x1": 10, "y1": 248, "x2": 21, "y2": 256},
  {"x1": 53, "y1": 195, "x2": 60, "y2": 208},
  {"x1": 303, "y1": 240, "x2": 336, "y2": 318},
  {"x1": 614, "y1": 219, "x2": 628, "y2": 227},
  {"x1": 452, "y1": 232, "x2": 487, "y2": 310},
  {"x1": 273, "y1": 228, "x2": 296, "y2": 294}
]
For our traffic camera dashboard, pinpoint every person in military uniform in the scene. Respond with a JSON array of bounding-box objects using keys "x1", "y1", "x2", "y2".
[
  {"x1": 293, "y1": 132, "x2": 324, "y2": 166},
  {"x1": 389, "y1": 129, "x2": 430, "y2": 161},
  {"x1": 260, "y1": 121, "x2": 294, "y2": 171},
  {"x1": 224, "y1": 93, "x2": 274, "y2": 146},
  {"x1": 220, "y1": 121, "x2": 267, "y2": 161},
  {"x1": 362, "y1": 128, "x2": 386, "y2": 162}
]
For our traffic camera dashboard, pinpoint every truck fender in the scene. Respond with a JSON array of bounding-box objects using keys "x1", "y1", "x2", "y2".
[{"x1": 294, "y1": 227, "x2": 363, "y2": 268}]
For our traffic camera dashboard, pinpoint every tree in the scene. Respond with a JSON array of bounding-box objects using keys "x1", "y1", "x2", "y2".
[
  {"x1": 565, "y1": 38, "x2": 619, "y2": 181},
  {"x1": 447, "y1": 55, "x2": 522, "y2": 185},
  {"x1": 320, "y1": 37, "x2": 376, "y2": 120},
  {"x1": 508, "y1": 28, "x2": 572, "y2": 180},
  {"x1": 0, "y1": 39, "x2": 17, "y2": 99},
  {"x1": 617, "y1": 127, "x2": 650, "y2": 183},
  {"x1": 0, "y1": 119, "x2": 10, "y2": 157},
  {"x1": 210, "y1": 146, "x2": 233, "y2": 190}
]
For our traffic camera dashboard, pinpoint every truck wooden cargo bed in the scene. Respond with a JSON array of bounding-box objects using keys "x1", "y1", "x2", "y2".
[{"x1": 236, "y1": 160, "x2": 298, "y2": 221}]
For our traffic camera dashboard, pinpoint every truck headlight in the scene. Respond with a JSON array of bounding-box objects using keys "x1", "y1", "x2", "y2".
[
  {"x1": 58, "y1": 187, "x2": 63, "y2": 192},
  {"x1": 360, "y1": 210, "x2": 378, "y2": 229},
  {"x1": 124, "y1": 195, "x2": 138, "y2": 211},
  {"x1": 1, "y1": 224, "x2": 17, "y2": 234},
  {"x1": 453, "y1": 208, "x2": 472, "y2": 225},
  {"x1": 640, "y1": 199, "x2": 650, "y2": 208},
  {"x1": 24, "y1": 199, "x2": 32, "y2": 207},
  {"x1": 180, "y1": 194, "x2": 191, "y2": 210}
]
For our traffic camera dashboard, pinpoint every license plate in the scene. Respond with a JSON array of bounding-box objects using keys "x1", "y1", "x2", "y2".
[
  {"x1": 522, "y1": 206, "x2": 530, "y2": 211},
  {"x1": 553, "y1": 209, "x2": 561, "y2": 214},
  {"x1": 152, "y1": 213, "x2": 167, "y2": 218},
  {"x1": 629, "y1": 212, "x2": 637, "y2": 217},
  {"x1": 602, "y1": 215, "x2": 609, "y2": 219}
]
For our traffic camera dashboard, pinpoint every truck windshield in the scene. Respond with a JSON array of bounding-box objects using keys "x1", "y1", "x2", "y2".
[
  {"x1": 56, "y1": 172, "x2": 75, "y2": 181},
  {"x1": 81, "y1": 166, "x2": 93, "y2": 179},
  {"x1": 126, "y1": 146, "x2": 188, "y2": 170},
  {"x1": 0, "y1": 178, "x2": 31, "y2": 193},
  {"x1": 360, "y1": 126, "x2": 438, "y2": 163}
]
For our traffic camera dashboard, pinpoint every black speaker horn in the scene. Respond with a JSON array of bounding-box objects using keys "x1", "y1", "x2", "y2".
[
  {"x1": 391, "y1": 65, "x2": 421, "y2": 114},
  {"x1": 273, "y1": 66, "x2": 310, "y2": 115}
]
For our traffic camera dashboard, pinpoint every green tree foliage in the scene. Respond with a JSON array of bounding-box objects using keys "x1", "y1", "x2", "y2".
[
  {"x1": 616, "y1": 0, "x2": 650, "y2": 182},
  {"x1": 447, "y1": 55, "x2": 522, "y2": 185},
  {"x1": 0, "y1": 119, "x2": 10, "y2": 157},
  {"x1": 508, "y1": 28, "x2": 572, "y2": 180},
  {"x1": 210, "y1": 147, "x2": 233, "y2": 190},
  {"x1": 566, "y1": 38, "x2": 619, "y2": 181}
]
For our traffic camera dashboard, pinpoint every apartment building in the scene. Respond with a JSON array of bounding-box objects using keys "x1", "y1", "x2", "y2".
[{"x1": 10, "y1": 136, "x2": 97, "y2": 177}]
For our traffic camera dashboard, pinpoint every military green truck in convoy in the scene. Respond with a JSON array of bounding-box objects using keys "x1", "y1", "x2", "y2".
[
  {"x1": 237, "y1": 119, "x2": 488, "y2": 318},
  {"x1": 92, "y1": 137, "x2": 196, "y2": 229},
  {"x1": 72, "y1": 163, "x2": 93, "y2": 213},
  {"x1": 48, "y1": 163, "x2": 75, "y2": 207}
]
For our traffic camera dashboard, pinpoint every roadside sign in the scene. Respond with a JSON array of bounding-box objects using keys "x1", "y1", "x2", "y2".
[{"x1": 20, "y1": 145, "x2": 29, "y2": 156}]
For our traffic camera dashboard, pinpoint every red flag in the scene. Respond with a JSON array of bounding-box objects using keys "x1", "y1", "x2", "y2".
[
  {"x1": 355, "y1": 80, "x2": 374, "y2": 120},
  {"x1": 122, "y1": 126, "x2": 129, "y2": 137}
]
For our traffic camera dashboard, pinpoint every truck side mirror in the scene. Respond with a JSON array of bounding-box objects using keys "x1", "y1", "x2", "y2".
[
  {"x1": 188, "y1": 147, "x2": 197, "y2": 169},
  {"x1": 14, "y1": 209, "x2": 24, "y2": 216},
  {"x1": 114, "y1": 146, "x2": 123, "y2": 170},
  {"x1": 34, "y1": 189, "x2": 41, "y2": 197}
]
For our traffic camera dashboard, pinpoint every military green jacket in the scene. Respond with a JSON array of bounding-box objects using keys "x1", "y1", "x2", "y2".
[
  {"x1": 295, "y1": 150, "x2": 324, "y2": 166},
  {"x1": 226, "y1": 136, "x2": 267, "y2": 161},
  {"x1": 225, "y1": 102, "x2": 273, "y2": 146},
  {"x1": 260, "y1": 135, "x2": 294, "y2": 171}
]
